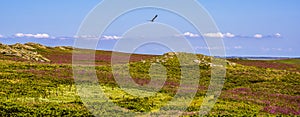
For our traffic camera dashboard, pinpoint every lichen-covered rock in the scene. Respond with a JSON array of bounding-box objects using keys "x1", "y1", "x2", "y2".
[
  {"x1": 57, "y1": 46, "x2": 66, "y2": 50},
  {"x1": 24, "y1": 42, "x2": 47, "y2": 49},
  {"x1": 55, "y1": 46, "x2": 73, "y2": 51},
  {"x1": 226, "y1": 60, "x2": 237, "y2": 67},
  {"x1": 0, "y1": 42, "x2": 51, "y2": 62},
  {"x1": 12, "y1": 43, "x2": 36, "y2": 50},
  {"x1": 165, "y1": 52, "x2": 176, "y2": 56},
  {"x1": 193, "y1": 59, "x2": 201, "y2": 64}
]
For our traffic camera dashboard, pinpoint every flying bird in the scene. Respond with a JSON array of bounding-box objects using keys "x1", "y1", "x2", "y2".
[{"x1": 149, "y1": 15, "x2": 158, "y2": 22}]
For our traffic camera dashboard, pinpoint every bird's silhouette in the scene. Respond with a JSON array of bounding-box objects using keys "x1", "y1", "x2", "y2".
[{"x1": 149, "y1": 15, "x2": 158, "y2": 22}]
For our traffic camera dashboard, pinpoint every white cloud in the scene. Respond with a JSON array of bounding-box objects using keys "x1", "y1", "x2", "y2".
[
  {"x1": 74, "y1": 32, "x2": 282, "y2": 41},
  {"x1": 195, "y1": 46, "x2": 225, "y2": 50},
  {"x1": 262, "y1": 47, "x2": 284, "y2": 51},
  {"x1": 102, "y1": 35, "x2": 122, "y2": 40},
  {"x1": 251, "y1": 33, "x2": 282, "y2": 39},
  {"x1": 34, "y1": 34, "x2": 50, "y2": 38},
  {"x1": 254, "y1": 34, "x2": 263, "y2": 39},
  {"x1": 276, "y1": 48, "x2": 282, "y2": 51},
  {"x1": 224, "y1": 33, "x2": 235, "y2": 38},
  {"x1": 182, "y1": 32, "x2": 200, "y2": 38},
  {"x1": 58, "y1": 37, "x2": 68, "y2": 40},
  {"x1": 0, "y1": 34, "x2": 3, "y2": 38},
  {"x1": 234, "y1": 46, "x2": 242, "y2": 49},
  {"x1": 74, "y1": 35, "x2": 98, "y2": 39},
  {"x1": 179, "y1": 32, "x2": 281, "y2": 39},
  {"x1": 15, "y1": 33, "x2": 50, "y2": 38},
  {"x1": 202, "y1": 32, "x2": 235, "y2": 38},
  {"x1": 15, "y1": 33, "x2": 24, "y2": 37},
  {"x1": 274, "y1": 33, "x2": 281, "y2": 38},
  {"x1": 203, "y1": 32, "x2": 224, "y2": 38},
  {"x1": 73, "y1": 35, "x2": 122, "y2": 40}
]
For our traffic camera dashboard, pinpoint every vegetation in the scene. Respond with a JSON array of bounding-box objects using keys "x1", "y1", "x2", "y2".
[
  {"x1": 229, "y1": 58, "x2": 300, "y2": 72},
  {"x1": 0, "y1": 43, "x2": 299, "y2": 116}
]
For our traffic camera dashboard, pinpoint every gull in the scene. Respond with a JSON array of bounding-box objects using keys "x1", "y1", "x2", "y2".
[{"x1": 149, "y1": 15, "x2": 158, "y2": 22}]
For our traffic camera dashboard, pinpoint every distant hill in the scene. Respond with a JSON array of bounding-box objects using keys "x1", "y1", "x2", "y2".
[
  {"x1": 0, "y1": 43, "x2": 51, "y2": 62},
  {"x1": 0, "y1": 42, "x2": 156, "y2": 65},
  {"x1": 225, "y1": 56, "x2": 299, "y2": 60}
]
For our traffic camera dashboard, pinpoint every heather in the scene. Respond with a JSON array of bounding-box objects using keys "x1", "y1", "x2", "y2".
[{"x1": 0, "y1": 43, "x2": 299, "y2": 116}]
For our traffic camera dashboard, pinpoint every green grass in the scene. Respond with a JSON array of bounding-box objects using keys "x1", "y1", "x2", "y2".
[
  {"x1": 273, "y1": 59, "x2": 300, "y2": 65},
  {"x1": 0, "y1": 46, "x2": 299, "y2": 116}
]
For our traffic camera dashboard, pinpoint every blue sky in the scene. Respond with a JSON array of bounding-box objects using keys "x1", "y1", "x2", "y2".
[{"x1": 0, "y1": 0, "x2": 299, "y2": 57}]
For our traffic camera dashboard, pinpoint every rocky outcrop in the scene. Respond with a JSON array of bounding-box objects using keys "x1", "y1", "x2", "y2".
[
  {"x1": 0, "y1": 43, "x2": 50, "y2": 62},
  {"x1": 146, "y1": 52, "x2": 237, "y2": 68},
  {"x1": 55, "y1": 46, "x2": 73, "y2": 51},
  {"x1": 24, "y1": 42, "x2": 47, "y2": 49}
]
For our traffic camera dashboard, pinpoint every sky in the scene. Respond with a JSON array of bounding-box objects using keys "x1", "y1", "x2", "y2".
[{"x1": 0, "y1": 0, "x2": 299, "y2": 57}]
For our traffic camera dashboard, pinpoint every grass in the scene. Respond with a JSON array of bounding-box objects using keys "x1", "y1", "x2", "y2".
[
  {"x1": 0, "y1": 44, "x2": 299, "y2": 116},
  {"x1": 228, "y1": 58, "x2": 300, "y2": 72},
  {"x1": 273, "y1": 59, "x2": 300, "y2": 65}
]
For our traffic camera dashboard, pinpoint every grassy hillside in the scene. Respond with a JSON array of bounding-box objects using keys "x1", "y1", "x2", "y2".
[
  {"x1": 0, "y1": 43, "x2": 156, "y2": 65},
  {"x1": 228, "y1": 58, "x2": 300, "y2": 72},
  {"x1": 272, "y1": 59, "x2": 300, "y2": 65},
  {"x1": 0, "y1": 43, "x2": 299, "y2": 116}
]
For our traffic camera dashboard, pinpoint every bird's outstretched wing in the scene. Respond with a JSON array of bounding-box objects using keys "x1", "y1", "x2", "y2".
[{"x1": 149, "y1": 15, "x2": 158, "y2": 22}]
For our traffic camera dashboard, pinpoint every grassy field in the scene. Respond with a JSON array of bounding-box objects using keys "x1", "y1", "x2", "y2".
[
  {"x1": 273, "y1": 59, "x2": 300, "y2": 65},
  {"x1": 228, "y1": 58, "x2": 300, "y2": 72},
  {"x1": 0, "y1": 43, "x2": 299, "y2": 116}
]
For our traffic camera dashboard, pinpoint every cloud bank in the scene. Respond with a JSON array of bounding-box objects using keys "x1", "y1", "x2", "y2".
[
  {"x1": 15, "y1": 33, "x2": 50, "y2": 39},
  {"x1": 180, "y1": 32, "x2": 281, "y2": 39},
  {"x1": 253, "y1": 33, "x2": 282, "y2": 39},
  {"x1": 74, "y1": 35, "x2": 123, "y2": 40},
  {"x1": 274, "y1": 33, "x2": 281, "y2": 38},
  {"x1": 7, "y1": 32, "x2": 282, "y2": 40},
  {"x1": 180, "y1": 32, "x2": 236, "y2": 38},
  {"x1": 102, "y1": 35, "x2": 122, "y2": 40},
  {"x1": 254, "y1": 34, "x2": 263, "y2": 39},
  {"x1": 182, "y1": 32, "x2": 200, "y2": 38},
  {"x1": 203, "y1": 32, "x2": 224, "y2": 38},
  {"x1": 202, "y1": 32, "x2": 236, "y2": 38}
]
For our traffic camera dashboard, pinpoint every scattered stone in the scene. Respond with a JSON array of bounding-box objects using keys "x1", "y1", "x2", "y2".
[
  {"x1": 25, "y1": 42, "x2": 47, "y2": 49},
  {"x1": 0, "y1": 42, "x2": 51, "y2": 62},
  {"x1": 193, "y1": 60, "x2": 201, "y2": 64},
  {"x1": 227, "y1": 61, "x2": 237, "y2": 67},
  {"x1": 57, "y1": 46, "x2": 66, "y2": 50},
  {"x1": 12, "y1": 43, "x2": 36, "y2": 50},
  {"x1": 56, "y1": 46, "x2": 73, "y2": 51},
  {"x1": 166, "y1": 52, "x2": 176, "y2": 56}
]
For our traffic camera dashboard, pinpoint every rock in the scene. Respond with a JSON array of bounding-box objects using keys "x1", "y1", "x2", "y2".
[
  {"x1": 58, "y1": 46, "x2": 73, "y2": 50},
  {"x1": 193, "y1": 60, "x2": 201, "y2": 64},
  {"x1": 142, "y1": 60, "x2": 146, "y2": 64},
  {"x1": 227, "y1": 61, "x2": 237, "y2": 67},
  {"x1": 57, "y1": 46, "x2": 66, "y2": 50},
  {"x1": 12, "y1": 43, "x2": 36, "y2": 50},
  {"x1": 25, "y1": 42, "x2": 47, "y2": 49},
  {"x1": 0, "y1": 42, "x2": 51, "y2": 62},
  {"x1": 166, "y1": 52, "x2": 176, "y2": 56}
]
